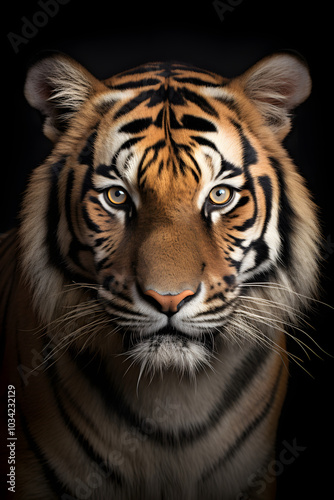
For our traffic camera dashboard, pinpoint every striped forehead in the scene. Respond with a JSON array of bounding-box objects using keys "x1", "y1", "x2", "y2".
[{"x1": 93, "y1": 63, "x2": 247, "y2": 189}]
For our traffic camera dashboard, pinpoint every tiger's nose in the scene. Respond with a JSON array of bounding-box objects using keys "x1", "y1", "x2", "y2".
[{"x1": 144, "y1": 289, "x2": 195, "y2": 314}]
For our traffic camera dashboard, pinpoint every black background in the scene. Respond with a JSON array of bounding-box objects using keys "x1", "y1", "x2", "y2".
[{"x1": 2, "y1": 0, "x2": 333, "y2": 498}]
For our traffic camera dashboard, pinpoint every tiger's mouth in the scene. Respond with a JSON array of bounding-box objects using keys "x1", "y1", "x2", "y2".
[
  {"x1": 122, "y1": 327, "x2": 219, "y2": 378},
  {"x1": 123, "y1": 327, "x2": 218, "y2": 351}
]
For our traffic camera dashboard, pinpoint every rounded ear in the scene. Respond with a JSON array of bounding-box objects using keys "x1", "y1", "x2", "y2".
[
  {"x1": 24, "y1": 52, "x2": 103, "y2": 142},
  {"x1": 239, "y1": 52, "x2": 312, "y2": 138}
]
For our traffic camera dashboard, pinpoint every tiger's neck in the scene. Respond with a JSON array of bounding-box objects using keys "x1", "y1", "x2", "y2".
[{"x1": 50, "y1": 331, "x2": 287, "y2": 438}]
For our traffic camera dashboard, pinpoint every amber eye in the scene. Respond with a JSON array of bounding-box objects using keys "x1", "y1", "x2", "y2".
[
  {"x1": 107, "y1": 187, "x2": 128, "y2": 205},
  {"x1": 209, "y1": 185, "x2": 233, "y2": 205}
]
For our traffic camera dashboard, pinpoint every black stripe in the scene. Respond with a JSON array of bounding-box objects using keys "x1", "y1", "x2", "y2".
[
  {"x1": 181, "y1": 114, "x2": 217, "y2": 132},
  {"x1": 239, "y1": 175, "x2": 273, "y2": 270},
  {"x1": 258, "y1": 175, "x2": 273, "y2": 234},
  {"x1": 136, "y1": 149, "x2": 150, "y2": 185},
  {"x1": 230, "y1": 131, "x2": 258, "y2": 236},
  {"x1": 235, "y1": 122, "x2": 258, "y2": 168},
  {"x1": 191, "y1": 135, "x2": 220, "y2": 152},
  {"x1": 234, "y1": 195, "x2": 250, "y2": 209},
  {"x1": 94, "y1": 236, "x2": 107, "y2": 247},
  {"x1": 195, "y1": 299, "x2": 235, "y2": 317},
  {"x1": 214, "y1": 162, "x2": 242, "y2": 181},
  {"x1": 167, "y1": 85, "x2": 186, "y2": 105},
  {"x1": 168, "y1": 107, "x2": 182, "y2": 129},
  {"x1": 145, "y1": 84, "x2": 167, "y2": 108},
  {"x1": 111, "y1": 136, "x2": 144, "y2": 168},
  {"x1": 65, "y1": 169, "x2": 75, "y2": 237},
  {"x1": 17, "y1": 402, "x2": 75, "y2": 497},
  {"x1": 68, "y1": 342, "x2": 269, "y2": 447},
  {"x1": 191, "y1": 135, "x2": 240, "y2": 181},
  {"x1": 96, "y1": 163, "x2": 122, "y2": 180},
  {"x1": 80, "y1": 164, "x2": 94, "y2": 201},
  {"x1": 82, "y1": 205, "x2": 103, "y2": 233},
  {"x1": 67, "y1": 240, "x2": 93, "y2": 274},
  {"x1": 89, "y1": 195, "x2": 103, "y2": 206},
  {"x1": 138, "y1": 154, "x2": 158, "y2": 183},
  {"x1": 178, "y1": 156, "x2": 187, "y2": 176},
  {"x1": 222, "y1": 167, "x2": 243, "y2": 179},
  {"x1": 205, "y1": 291, "x2": 225, "y2": 303},
  {"x1": 111, "y1": 78, "x2": 161, "y2": 90},
  {"x1": 114, "y1": 90, "x2": 152, "y2": 119},
  {"x1": 200, "y1": 363, "x2": 283, "y2": 484},
  {"x1": 96, "y1": 256, "x2": 111, "y2": 272},
  {"x1": 229, "y1": 118, "x2": 258, "y2": 169},
  {"x1": 78, "y1": 130, "x2": 97, "y2": 166},
  {"x1": 186, "y1": 152, "x2": 201, "y2": 178},
  {"x1": 115, "y1": 136, "x2": 144, "y2": 154},
  {"x1": 189, "y1": 167, "x2": 200, "y2": 183},
  {"x1": 180, "y1": 87, "x2": 219, "y2": 117},
  {"x1": 137, "y1": 140, "x2": 166, "y2": 184},
  {"x1": 157, "y1": 159, "x2": 164, "y2": 176},
  {"x1": 154, "y1": 108, "x2": 164, "y2": 128},
  {"x1": 119, "y1": 117, "x2": 153, "y2": 134},
  {"x1": 233, "y1": 214, "x2": 256, "y2": 232},
  {"x1": 64, "y1": 169, "x2": 97, "y2": 273},
  {"x1": 95, "y1": 99, "x2": 116, "y2": 116},
  {"x1": 16, "y1": 335, "x2": 65, "y2": 495},
  {"x1": 46, "y1": 157, "x2": 67, "y2": 269},
  {"x1": 269, "y1": 157, "x2": 295, "y2": 268},
  {"x1": 46, "y1": 159, "x2": 94, "y2": 282},
  {"x1": 102, "y1": 275, "x2": 115, "y2": 290},
  {"x1": 44, "y1": 346, "x2": 124, "y2": 488},
  {"x1": 216, "y1": 96, "x2": 242, "y2": 117}
]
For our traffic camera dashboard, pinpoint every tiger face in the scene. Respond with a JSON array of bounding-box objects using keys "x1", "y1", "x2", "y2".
[{"x1": 21, "y1": 53, "x2": 319, "y2": 378}]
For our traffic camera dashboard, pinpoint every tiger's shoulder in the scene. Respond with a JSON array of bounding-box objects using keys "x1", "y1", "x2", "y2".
[
  {"x1": 0, "y1": 229, "x2": 20, "y2": 314},
  {"x1": 0, "y1": 230, "x2": 40, "y2": 389}
]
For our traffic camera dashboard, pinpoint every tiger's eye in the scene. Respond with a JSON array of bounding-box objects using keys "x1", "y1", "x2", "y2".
[
  {"x1": 209, "y1": 186, "x2": 232, "y2": 205},
  {"x1": 107, "y1": 187, "x2": 128, "y2": 205}
]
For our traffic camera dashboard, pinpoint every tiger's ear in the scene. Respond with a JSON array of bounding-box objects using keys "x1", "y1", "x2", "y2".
[
  {"x1": 24, "y1": 52, "x2": 103, "y2": 142},
  {"x1": 239, "y1": 52, "x2": 311, "y2": 138}
]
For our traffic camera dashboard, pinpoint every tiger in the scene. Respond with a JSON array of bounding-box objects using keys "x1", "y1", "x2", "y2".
[{"x1": 0, "y1": 51, "x2": 320, "y2": 500}]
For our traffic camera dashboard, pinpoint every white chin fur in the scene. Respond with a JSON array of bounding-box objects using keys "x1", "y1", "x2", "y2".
[{"x1": 125, "y1": 334, "x2": 213, "y2": 380}]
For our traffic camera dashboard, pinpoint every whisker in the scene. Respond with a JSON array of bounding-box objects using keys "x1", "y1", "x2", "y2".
[
  {"x1": 239, "y1": 294, "x2": 311, "y2": 322},
  {"x1": 229, "y1": 314, "x2": 306, "y2": 376},
  {"x1": 235, "y1": 306, "x2": 326, "y2": 359},
  {"x1": 239, "y1": 282, "x2": 333, "y2": 310}
]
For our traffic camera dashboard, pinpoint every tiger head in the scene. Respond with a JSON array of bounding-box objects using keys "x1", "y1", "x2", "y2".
[{"x1": 21, "y1": 52, "x2": 320, "y2": 378}]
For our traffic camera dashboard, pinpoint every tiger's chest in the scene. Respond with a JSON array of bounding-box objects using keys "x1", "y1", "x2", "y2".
[{"x1": 17, "y1": 338, "x2": 285, "y2": 500}]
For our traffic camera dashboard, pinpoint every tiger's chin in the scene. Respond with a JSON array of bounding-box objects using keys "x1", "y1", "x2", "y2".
[{"x1": 123, "y1": 328, "x2": 217, "y2": 380}]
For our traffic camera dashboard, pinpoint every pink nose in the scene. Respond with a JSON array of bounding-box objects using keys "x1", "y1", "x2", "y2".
[{"x1": 144, "y1": 289, "x2": 195, "y2": 313}]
